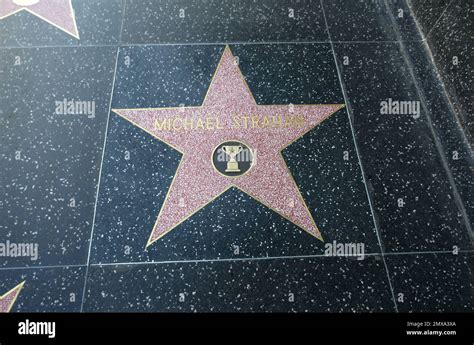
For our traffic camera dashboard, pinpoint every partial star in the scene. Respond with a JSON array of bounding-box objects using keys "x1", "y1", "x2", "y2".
[
  {"x1": 0, "y1": 281, "x2": 25, "y2": 313},
  {"x1": 113, "y1": 46, "x2": 344, "y2": 248},
  {"x1": 0, "y1": 0, "x2": 79, "y2": 39}
]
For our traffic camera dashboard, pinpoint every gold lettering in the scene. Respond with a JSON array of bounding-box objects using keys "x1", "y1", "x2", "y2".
[
  {"x1": 216, "y1": 117, "x2": 224, "y2": 129},
  {"x1": 155, "y1": 118, "x2": 168, "y2": 131},
  {"x1": 232, "y1": 117, "x2": 240, "y2": 129},
  {"x1": 183, "y1": 117, "x2": 193, "y2": 130},
  {"x1": 272, "y1": 116, "x2": 283, "y2": 128},
  {"x1": 154, "y1": 115, "x2": 305, "y2": 131},
  {"x1": 173, "y1": 118, "x2": 183, "y2": 130},
  {"x1": 251, "y1": 116, "x2": 259, "y2": 128},
  {"x1": 206, "y1": 117, "x2": 214, "y2": 130},
  {"x1": 241, "y1": 116, "x2": 249, "y2": 129},
  {"x1": 296, "y1": 116, "x2": 305, "y2": 127}
]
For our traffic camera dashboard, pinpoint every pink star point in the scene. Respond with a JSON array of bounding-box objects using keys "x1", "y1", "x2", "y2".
[
  {"x1": 0, "y1": 281, "x2": 25, "y2": 313},
  {"x1": 0, "y1": 0, "x2": 79, "y2": 39},
  {"x1": 113, "y1": 46, "x2": 344, "y2": 248}
]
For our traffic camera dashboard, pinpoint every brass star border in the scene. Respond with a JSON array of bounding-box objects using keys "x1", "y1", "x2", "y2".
[{"x1": 112, "y1": 46, "x2": 345, "y2": 248}]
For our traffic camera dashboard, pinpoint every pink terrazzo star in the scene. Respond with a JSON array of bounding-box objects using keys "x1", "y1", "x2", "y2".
[
  {"x1": 113, "y1": 46, "x2": 344, "y2": 248},
  {"x1": 0, "y1": 0, "x2": 79, "y2": 39},
  {"x1": 0, "y1": 281, "x2": 25, "y2": 313}
]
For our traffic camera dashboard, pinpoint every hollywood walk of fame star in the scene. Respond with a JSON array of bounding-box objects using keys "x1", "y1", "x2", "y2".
[
  {"x1": 0, "y1": 281, "x2": 25, "y2": 312},
  {"x1": 0, "y1": 0, "x2": 79, "y2": 39},
  {"x1": 113, "y1": 46, "x2": 345, "y2": 248}
]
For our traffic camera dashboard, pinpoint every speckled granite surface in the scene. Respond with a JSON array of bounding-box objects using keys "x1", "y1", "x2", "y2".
[{"x1": 408, "y1": 0, "x2": 473, "y2": 139}]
